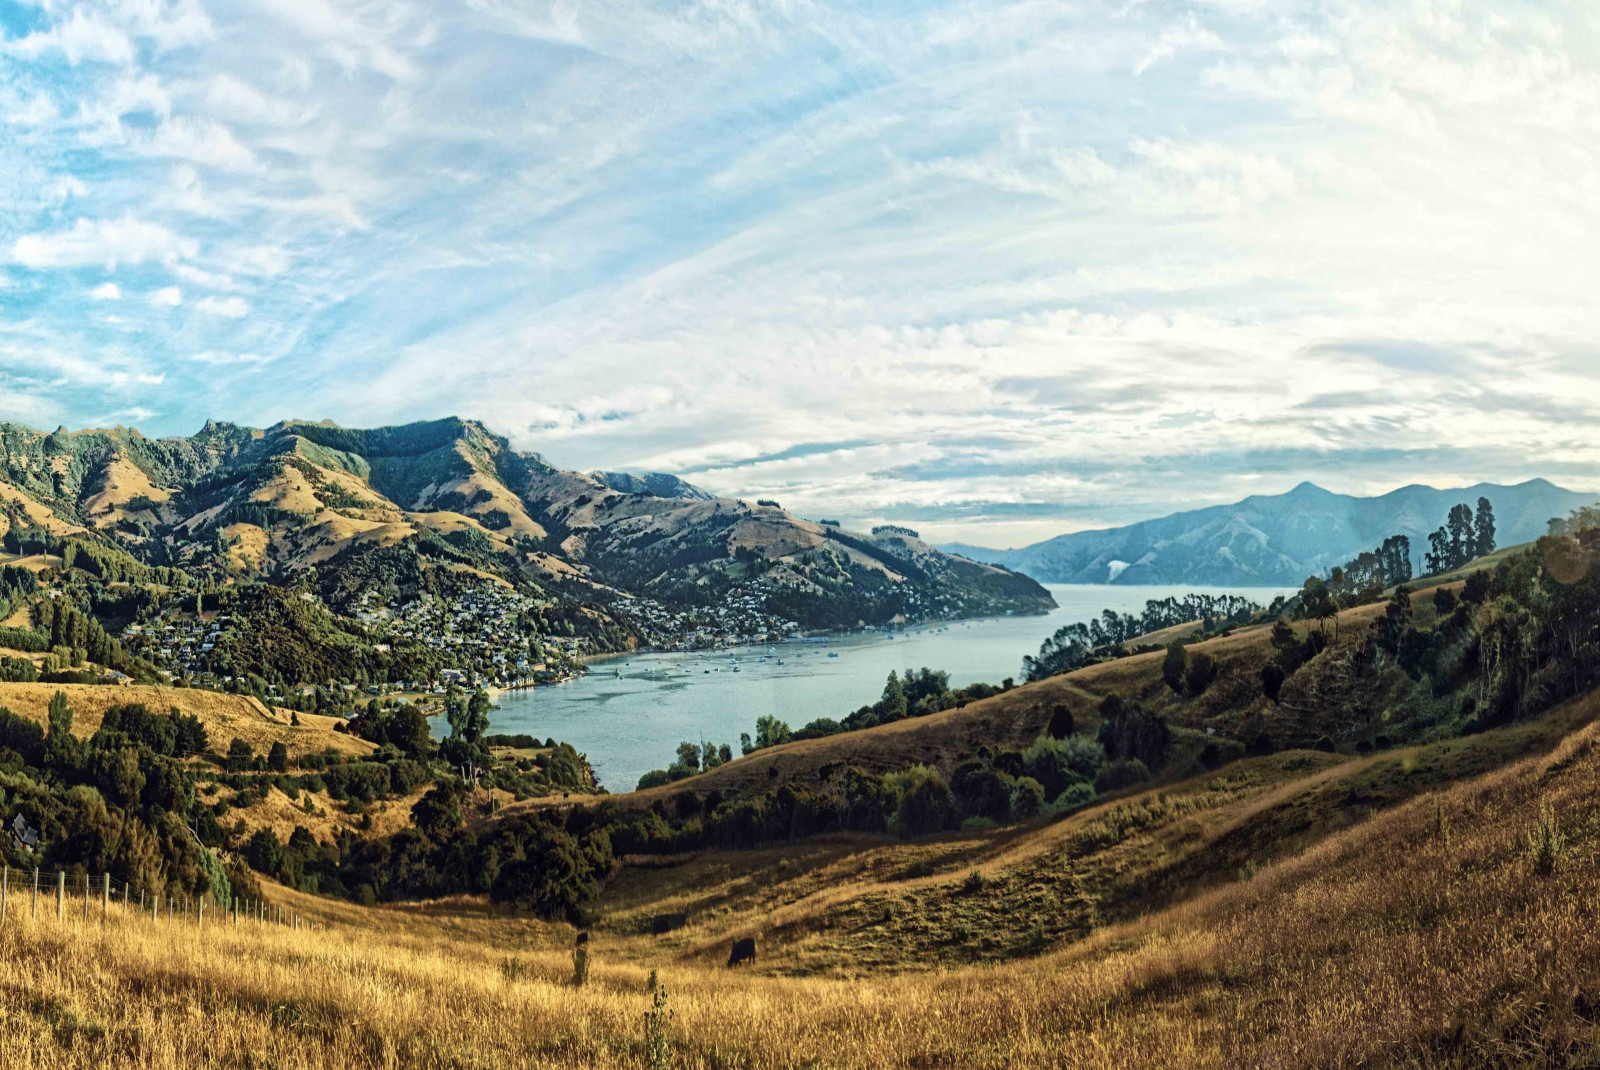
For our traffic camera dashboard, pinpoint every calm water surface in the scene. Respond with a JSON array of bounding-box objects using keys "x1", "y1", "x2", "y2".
[{"x1": 490, "y1": 583, "x2": 1296, "y2": 791}]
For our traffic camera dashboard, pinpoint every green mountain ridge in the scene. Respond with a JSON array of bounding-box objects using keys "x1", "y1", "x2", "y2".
[{"x1": 0, "y1": 417, "x2": 1054, "y2": 660}]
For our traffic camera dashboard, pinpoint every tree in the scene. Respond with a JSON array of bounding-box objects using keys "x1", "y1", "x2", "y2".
[
  {"x1": 1046, "y1": 704, "x2": 1075, "y2": 739},
  {"x1": 877, "y1": 671, "x2": 908, "y2": 722},
  {"x1": 466, "y1": 689, "x2": 492, "y2": 743},
  {"x1": 1260, "y1": 662, "x2": 1285, "y2": 703},
  {"x1": 411, "y1": 781, "x2": 464, "y2": 839},
  {"x1": 44, "y1": 690, "x2": 80, "y2": 769},
  {"x1": 267, "y1": 740, "x2": 289, "y2": 773},
  {"x1": 1301, "y1": 578, "x2": 1338, "y2": 636},
  {"x1": 227, "y1": 737, "x2": 254, "y2": 774},
  {"x1": 753, "y1": 715, "x2": 791, "y2": 751},
  {"x1": 1446, "y1": 504, "x2": 1474, "y2": 569},
  {"x1": 1184, "y1": 652, "x2": 1219, "y2": 695},
  {"x1": 1473, "y1": 496, "x2": 1497, "y2": 559},
  {"x1": 674, "y1": 741, "x2": 701, "y2": 771},
  {"x1": 1161, "y1": 643, "x2": 1187, "y2": 694}
]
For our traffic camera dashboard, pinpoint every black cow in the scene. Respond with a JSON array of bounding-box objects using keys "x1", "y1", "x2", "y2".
[{"x1": 728, "y1": 937, "x2": 756, "y2": 967}]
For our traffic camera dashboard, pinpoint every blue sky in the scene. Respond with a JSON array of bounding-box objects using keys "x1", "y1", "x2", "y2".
[{"x1": 3, "y1": 0, "x2": 1600, "y2": 548}]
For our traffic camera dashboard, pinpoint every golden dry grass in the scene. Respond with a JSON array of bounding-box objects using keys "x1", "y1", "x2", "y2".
[
  {"x1": 5, "y1": 697, "x2": 1600, "y2": 1068},
  {"x1": 0, "y1": 684, "x2": 374, "y2": 761}
]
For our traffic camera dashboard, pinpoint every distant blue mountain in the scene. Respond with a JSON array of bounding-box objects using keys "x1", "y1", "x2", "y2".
[{"x1": 940, "y1": 479, "x2": 1597, "y2": 586}]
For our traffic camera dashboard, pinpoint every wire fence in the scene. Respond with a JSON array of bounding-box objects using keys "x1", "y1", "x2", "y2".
[{"x1": 0, "y1": 865, "x2": 321, "y2": 932}]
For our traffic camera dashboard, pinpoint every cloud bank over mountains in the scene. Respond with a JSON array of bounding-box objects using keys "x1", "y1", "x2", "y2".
[{"x1": 4, "y1": 0, "x2": 1600, "y2": 545}]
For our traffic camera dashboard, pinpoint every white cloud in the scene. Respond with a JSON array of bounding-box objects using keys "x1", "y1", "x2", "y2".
[
  {"x1": 190, "y1": 350, "x2": 273, "y2": 365},
  {"x1": 136, "y1": 117, "x2": 259, "y2": 173},
  {"x1": 6, "y1": 0, "x2": 1600, "y2": 546},
  {"x1": 150, "y1": 286, "x2": 183, "y2": 306},
  {"x1": 91, "y1": 282, "x2": 122, "y2": 300},
  {"x1": 195, "y1": 295, "x2": 249, "y2": 317},
  {"x1": 11, "y1": 216, "x2": 198, "y2": 269},
  {"x1": 4, "y1": 8, "x2": 136, "y2": 66}
]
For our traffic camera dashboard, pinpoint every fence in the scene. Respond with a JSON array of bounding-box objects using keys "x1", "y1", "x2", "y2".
[{"x1": 0, "y1": 865, "x2": 321, "y2": 933}]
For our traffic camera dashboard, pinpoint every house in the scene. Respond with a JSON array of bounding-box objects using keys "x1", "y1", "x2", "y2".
[{"x1": 10, "y1": 814, "x2": 38, "y2": 852}]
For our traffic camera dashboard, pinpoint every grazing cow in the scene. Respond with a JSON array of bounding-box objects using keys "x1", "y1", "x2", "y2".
[{"x1": 728, "y1": 938, "x2": 756, "y2": 967}]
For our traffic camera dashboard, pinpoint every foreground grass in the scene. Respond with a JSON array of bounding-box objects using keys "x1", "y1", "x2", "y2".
[{"x1": 5, "y1": 693, "x2": 1600, "y2": 1067}]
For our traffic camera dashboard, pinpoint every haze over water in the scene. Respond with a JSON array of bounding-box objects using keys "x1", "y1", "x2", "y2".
[{"x1": 491, "y1": 584, "x2": 1296, "y2": 791}]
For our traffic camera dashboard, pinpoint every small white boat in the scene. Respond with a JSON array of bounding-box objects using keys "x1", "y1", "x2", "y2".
[{"x1": 827, "y1": 652, "x2": 839, "y2": 658}]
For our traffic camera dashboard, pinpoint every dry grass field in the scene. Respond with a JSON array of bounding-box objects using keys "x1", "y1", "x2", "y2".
[
  {"x1": 0, "y1": 683, "x2": 374, "y2": 762},
  {"x1": 3, "y1": 682, "x2": 1598, "y2": 1068}
]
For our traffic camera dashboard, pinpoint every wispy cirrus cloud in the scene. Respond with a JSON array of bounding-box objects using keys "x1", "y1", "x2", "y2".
[{"x1": 3, "y1": 0, "x2": 1600, "y2": 546}]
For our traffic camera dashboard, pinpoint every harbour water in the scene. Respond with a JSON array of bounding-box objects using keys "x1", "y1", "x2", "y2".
[{"x1": 489, "y1": 583, "x2": 1297, "y2": 791}]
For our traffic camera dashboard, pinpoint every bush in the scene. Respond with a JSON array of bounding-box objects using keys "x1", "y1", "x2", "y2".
[
  {"x1": 950, "y1": 762, "x2": 1013, "y2": 823},
  {"x1": 1009, "y1": 776, "x2": 1047, "y2": 820},
  {"x1": 1184, "y1": 652, "x2": 1218, "y2": 696},
  {"x1": 1527, "y1": 806, "x2": 1566, "y2": 877},
  {"x1": 888, "y1": 765, "x2": 956, "y2": 838},
  {"x1": 0, "y1": 656, "x2": 38, "y2": 683},
  {"x1": 1022, "y1": 733, "x2": 1103, "y2": 799},
  {"x1": 1094, "y1": 758, "x2": 1151, "y2": 793},
  {"x1": 1047, "y1": 780, "x2": 1096, "y2": 814}
]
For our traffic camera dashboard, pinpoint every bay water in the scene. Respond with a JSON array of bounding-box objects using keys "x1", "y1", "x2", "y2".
[{"x1": 489, "y1": 583, "x2": 1296, "y2": 791}]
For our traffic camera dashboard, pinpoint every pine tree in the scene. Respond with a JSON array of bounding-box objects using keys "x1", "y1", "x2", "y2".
[{"x1": 1473, "y1": 497, "x2": 1496, "y2": 559}]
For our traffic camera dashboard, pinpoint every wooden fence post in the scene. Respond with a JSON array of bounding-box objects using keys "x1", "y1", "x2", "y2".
[
  {"x1": 82, "y1": 875, "x2": 88, "y2": 921},
  {"x1": 32, "y1": 868, "x2": 38, "y2": 919},
  {"x1": 55, "y1": 871, "x2": 63, "y2": 922},
  {"x1": 198, "y1": 897, "x2": 204, "y2": 929},
  {"x1": 101, "y1": 875, "x2": 108, "y2": 920}
]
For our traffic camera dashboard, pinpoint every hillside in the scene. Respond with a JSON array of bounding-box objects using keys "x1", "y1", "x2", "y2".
[
  {"x1": 0, "y1": 417, "x2": 1053, "y2": 681},
  {"x1": 3, "y1": 679, "x2": 1596, "y2": 1067},
  {"x1": 0, "y1": 682, "x2": 371, "y2": 761},
  {"x1": 944, "y1": 478, "x2": 1595, "y2": 585}
]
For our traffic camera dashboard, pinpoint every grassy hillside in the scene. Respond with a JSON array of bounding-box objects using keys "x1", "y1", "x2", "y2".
[
  {"x1": 3, "y1": 683, "x2": 1597, "y2": 1067},
  {"x1": 0, "y1": 682, "x2": 372, "y2": 760}
]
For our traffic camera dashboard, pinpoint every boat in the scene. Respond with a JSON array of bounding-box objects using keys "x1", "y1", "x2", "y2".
[
  {"x1": 733, "y1": 666, "x2": 741, "y2": 672},
  {"x1": 776, "y1": 659, "x2": 785, "y2": 665},
  {"x1": 827, "y1": 652, "x2": 839, "y2": 658}
]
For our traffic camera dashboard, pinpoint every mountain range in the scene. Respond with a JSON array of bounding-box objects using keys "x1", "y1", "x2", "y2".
[
  {"x1": 941, "y1": 479, "x2": 1597, "y2": 587},
  {"x1": 0, "y1": 417, "x2": 1052, "y2": 632}
]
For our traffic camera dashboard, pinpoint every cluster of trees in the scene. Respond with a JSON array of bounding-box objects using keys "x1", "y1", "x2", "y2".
[
  {"x1": 194, "y1": 584, "x2": 445, "y2": 692},
  {"x1": 0, "y1": 695, "x2": 231, "y2": 902},
  {"x1": 1424, "y1": 498, "x2": 1496, "y2": 575},
  {"x1": 1326, "y1": 535, "x2": 1413, "y2": 601},
  {"x1": 1546, "y1": 504, "x2": 1600, "y2": 536},
  {"x1": 1257, "y1": 618, "x2": 1331, "y2": 703},
  {"x1": 0, "y1": 565, "x2": 38, "y2": 623},
  {"x1": 1161, "y1": 643, "x2": 1220, "y2": 697},
  {"x1": 34, "y1": 599, "x2": 132, "y2": 673},
  {"x1": 1, "y1": 524, "x2": 55, "y2": 557},
  {"x1": 61, "y1": 539, "x2": 189, "y2": 587},
  {"x1": 1024, "y1": 594, "x2": 1262, "y2": 682}
]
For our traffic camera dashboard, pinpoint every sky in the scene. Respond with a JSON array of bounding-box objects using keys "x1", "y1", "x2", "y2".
[{"x1": 3, "y1": 0, "x2": 1600, "y2": 549}]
